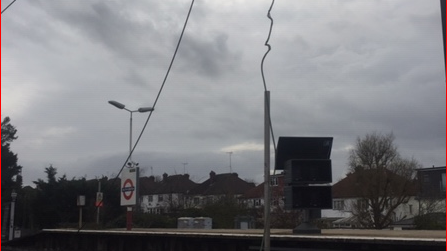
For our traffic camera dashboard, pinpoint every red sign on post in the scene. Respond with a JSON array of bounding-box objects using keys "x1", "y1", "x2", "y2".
[{"x1": 95, "y1": 192, "x2": 103, "y2": 207}]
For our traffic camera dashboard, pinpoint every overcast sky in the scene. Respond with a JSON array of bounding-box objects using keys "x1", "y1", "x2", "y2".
[{"x1": 2, "y1": 0, "x2": 445, "y2": 187}]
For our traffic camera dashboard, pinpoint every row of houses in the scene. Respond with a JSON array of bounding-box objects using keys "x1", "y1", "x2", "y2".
[
  {"x1": 136, "y1": 166, "x2": 445, "y2": 228},
  {"x1": 139, "y1": 171, "x2": 257, "y2": 214}
]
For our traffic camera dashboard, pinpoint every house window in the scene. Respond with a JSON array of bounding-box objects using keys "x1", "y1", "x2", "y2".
[
  {"x1": 441, "y1": 173, "x2": 446, "y2": 192},
  {"x1": 354, "y1": 199, "x2": 368, "y2": 211},
  {"x1": 194, "y1": 197, "x2": 200, "y2": 205},
  {"x1": 358, "y1": 199, "x2": 368, "y2": 210},
  {"x1": 409, "y1": 204, "x2": 413, "y2": 214},
  {"x1": 158, "y1": 195, "x2": 164, "y2": 202},
  {"x1": 392, "y1": 212, "x2": 397, "y2": 222},
  {"x1": 271, "y1": 177, "x2": 279, "y2": 186},
  {"x1": 384, "y1": 199, "x2": 389, "y2": 210},
  {"x1": 148, "y1": 195, "x2": 153, "y2": 202},
  {"x1": 333, "y1": 200, "x2": 345, "y2": 210}
]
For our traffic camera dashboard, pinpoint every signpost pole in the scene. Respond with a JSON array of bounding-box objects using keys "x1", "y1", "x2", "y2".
[
  {"x1": 79, "y1": 207, "x2": 83, "y2": 229},
  {"x1": 77, "y1": 195, "x2": 85, "y2": 229},
  {"x1": 96, "y1": 181, "x2": 101, "y2": 224},
  {"x1": 126, "y1": 207, "x2": 132, "y2": 230}
]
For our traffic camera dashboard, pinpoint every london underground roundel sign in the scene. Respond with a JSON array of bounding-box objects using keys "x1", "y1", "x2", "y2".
[
  {"x1": 120, "y1": 167, "x2": 138, "y2": 206},
  {"x1": 122, "y1": 179, "x2": 135, "y2": 200}
]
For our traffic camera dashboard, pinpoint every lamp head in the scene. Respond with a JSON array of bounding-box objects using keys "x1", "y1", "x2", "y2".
[
  {"x1": 138, "y1": 107, "x2": 154, "y2": 113},
  {"x1": 108, "y1": 100, "x2": 126, "y2": 109}
]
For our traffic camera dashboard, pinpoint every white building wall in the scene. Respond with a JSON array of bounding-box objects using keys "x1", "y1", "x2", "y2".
[
  {"x1": 322, "y1": 196, "x2": 421, "y2": 222},
  {"x1": 140, "y1": 195, "x2": 157, "y2": 213},
  {"x1": 140, "y1": 193, "x2": 183, "y2": 213},
  {"x1": 394, "y1": 197, "x2": 420, "y2": 221}
]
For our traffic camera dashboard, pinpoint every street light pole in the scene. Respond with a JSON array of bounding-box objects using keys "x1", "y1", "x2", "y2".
[
  {"x1": 108, "y1": 100, "x2": 154, "y2": 231},
  {"x1": 129, "y1": 111, "x2": 133, "y2": 163},
  {"x1": 9, "y1": 190, "x2": 17, "y2": 241}
]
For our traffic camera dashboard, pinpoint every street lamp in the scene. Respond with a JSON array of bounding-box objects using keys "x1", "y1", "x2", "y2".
[
  {"x1": 108, "y1": 100, "x2": 154, "y2": 165},
  {"x1": 108, "y1": 100, "x2": 153, "y2": 231},
  {"x1": 9, "y1": 190, "x2": 17, "y2": 241}
]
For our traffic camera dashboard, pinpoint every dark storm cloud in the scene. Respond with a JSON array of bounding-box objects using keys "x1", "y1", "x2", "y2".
[
  {"x1": 23, "y1": 0, "x2": 190, "y2": 66},
  {"x1": 177, "y1": 33, "x2": 242, "y2": 77},
  {"x1": 2, "y1": 0, "x2": 444, "y2": 186},
  {"x1": 56, "y1": 3, "x2": 164, "y2": 62}
]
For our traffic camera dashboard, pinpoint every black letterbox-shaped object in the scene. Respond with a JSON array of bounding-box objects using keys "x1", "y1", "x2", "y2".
[{"x1": 276, "y1": 137, "x2": 333, "y2": 170}]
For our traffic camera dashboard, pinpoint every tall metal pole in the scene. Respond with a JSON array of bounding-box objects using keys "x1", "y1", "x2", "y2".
[
  {"x1": 127, "y1": 111, "x2": 133, "y2": 230},
  {"x1": 129, "y1": 111, "x2": 133, "y2": 164},
  {"x1": 263, "y1": 91, "x2": 271, "y2": 251}
]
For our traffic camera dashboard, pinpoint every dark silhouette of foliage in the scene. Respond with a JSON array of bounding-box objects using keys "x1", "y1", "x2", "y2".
[
  {"x1": 202, "y1": 195, "x2": 249, "y2": 229},
  {"x1": 28, "y1": 167, "x2": 123, "y2": 229},
  {"x1": 1, "y1": 117, "x2": 23, "y2": 204},
  {"x1": 414, "y1": 213, "x2": 445, "y2": 230}
]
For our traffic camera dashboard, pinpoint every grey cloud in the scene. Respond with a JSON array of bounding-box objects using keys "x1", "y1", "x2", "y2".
[
  {"x1": 2, "y1": 1, "x2": 444, "y2": 187},
  {"x1": 178, "y1": 33, "x2": 242, "y2": 78}
]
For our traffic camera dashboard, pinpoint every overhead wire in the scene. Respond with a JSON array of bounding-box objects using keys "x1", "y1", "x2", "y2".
[
  {"x1": 261, "y1": 0, "x2": 277, "y2": 155},
  {"x1": 77, "y1": 0, "x2": 195, "y2": 232},
  {"x1": 115, "y1": 0, "x2": 195, "y2": 183},
  {"x1": 1, "y1": 0, "x2": 17, "y2": 14}
]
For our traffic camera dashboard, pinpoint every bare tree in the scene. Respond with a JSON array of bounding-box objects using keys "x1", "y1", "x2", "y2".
[{"x1": 348, "y1": 132, "x2": 420, "y2": 229}]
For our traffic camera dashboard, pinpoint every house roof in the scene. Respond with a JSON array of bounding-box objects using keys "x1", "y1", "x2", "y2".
[
  {"x1": 332, "y1": 215, "x2": 358, "y2": 225},
  {"x1": 332, "y1": 170, "x2": 418, "y2": 199},
  {"x1": 189, "y1": 171, "x2": 255, "y2": 196},
  {"x1": 242, "y1": 175, "x2": 285, "y2": 199},
  {"x1": 332, "y1": 173, "x2": 363, "y2": 198},
  {"x1": 243, "y1": 182, "x2": 264, "y2": 199},
  {"x1": 139, "y1": 176, "x2": 159, "y2": 195},
  {"x1": 416, "y1": 166, "x2": 446, "y2": 173},
  {"x1": 154, "y1": 173, "x2": 197, "y2": 194},
  {"x1": 390, "y1": 217, "x2": 416, "y2": 227},
  {"x1": 139, "y1": 174, "x2": 197, "y2": 195}
]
